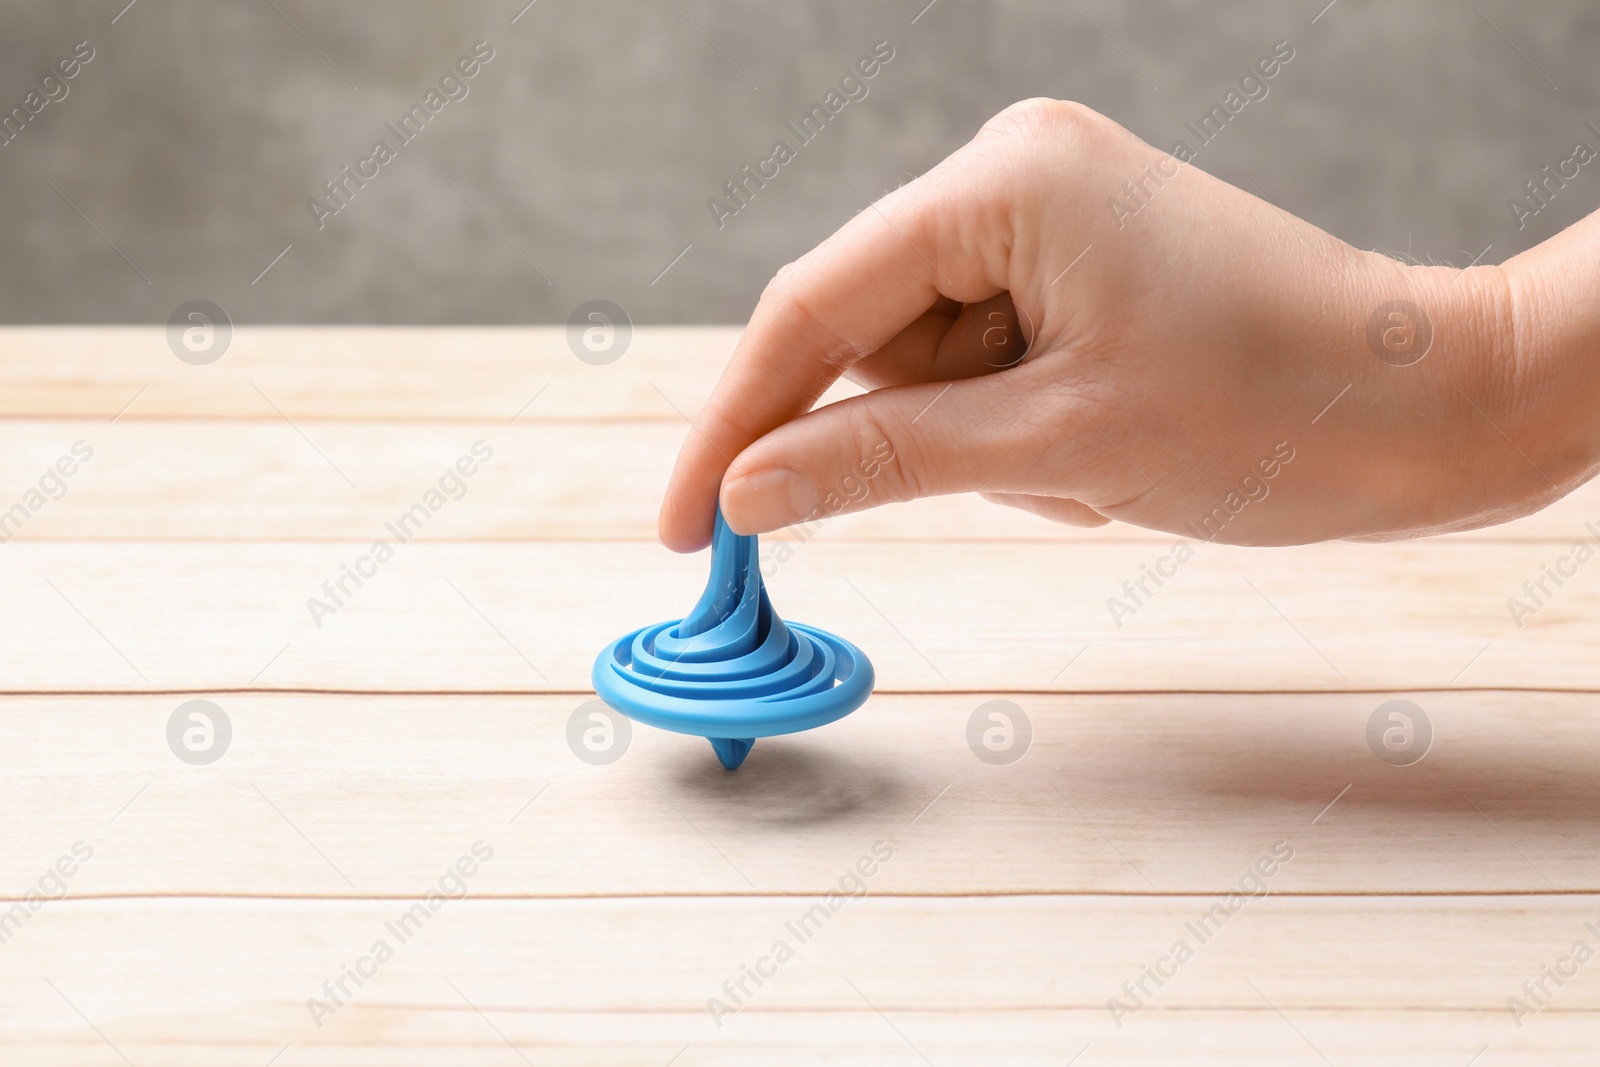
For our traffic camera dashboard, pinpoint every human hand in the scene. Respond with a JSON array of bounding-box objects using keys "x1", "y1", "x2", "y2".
[{"x1": 659, "y1": 98, "x2": 1592, "y2": 552}]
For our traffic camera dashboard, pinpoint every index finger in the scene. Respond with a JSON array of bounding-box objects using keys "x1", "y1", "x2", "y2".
[{"x1": 658, "y1": 149, "x2": 1012, "y2": 552}]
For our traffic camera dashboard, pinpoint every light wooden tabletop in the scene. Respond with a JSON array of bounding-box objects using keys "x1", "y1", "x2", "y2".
[{"x1": 2, "y1": 326, "x2": 1597, "y2": 1064}]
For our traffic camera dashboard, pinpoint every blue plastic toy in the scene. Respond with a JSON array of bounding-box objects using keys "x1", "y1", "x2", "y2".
[{"x1": 592, "y1": 508, "x2": 874, "y2": 769}]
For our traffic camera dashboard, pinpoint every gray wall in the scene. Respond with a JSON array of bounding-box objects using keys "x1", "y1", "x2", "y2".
[{"x1": 0, "y1": 0, "x2": 1595, "y2": 324}]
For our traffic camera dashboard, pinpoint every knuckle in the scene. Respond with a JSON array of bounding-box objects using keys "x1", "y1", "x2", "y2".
[
  {"x1": 978, "y1": 97, "x2": 1096, "y2": 146},
  {"x1": 759, "y1": 258, "x2": 860, "y2": 369},
  {"x1": 699, "y1": 402, "x2": 757, "y2": 458},
  {"x1": 968, "y1": 100, "x2": 1110, "y2": 210},
  {"x1": 761, "y1": 258, "x2": 804, "y2": 302},
  {"x1": 841, "y1": 406, "x2": 922, "y2": 507},
  {"x1": 1033, "y1": 382, "x2": 1151, "y2": 504}
]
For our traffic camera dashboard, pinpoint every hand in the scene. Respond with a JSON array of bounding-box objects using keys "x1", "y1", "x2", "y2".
[{"x1": 658, "y1": 98, "x2": 1592, "y2": 553}]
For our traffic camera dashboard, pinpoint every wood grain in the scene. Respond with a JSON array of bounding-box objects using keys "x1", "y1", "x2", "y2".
[
  {"x1": 6, "y1": 326, "x2": 1598, "y2": 1064},
  {"x1": 0, "y1": 326, "x2": 759, "y2": 421},
  {"x1": 0, "y1": 539, "x2": 1587, "y2": 693},
  {"x1": 2, "y1": 897, "x2": 1598, "y2": 1064},
  {"x1": 3, "y1": 692, "x2": 1597, "y2": 898}
]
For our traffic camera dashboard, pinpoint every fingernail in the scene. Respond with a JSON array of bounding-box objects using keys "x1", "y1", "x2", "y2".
[{"x1": 722, "y1": 468, "x2": 818, "y2": 534}]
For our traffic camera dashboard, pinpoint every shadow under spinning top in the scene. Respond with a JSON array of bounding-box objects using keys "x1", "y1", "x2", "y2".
[{"x1": 592, "y1": 508, "x2": 874, "y2": 770}]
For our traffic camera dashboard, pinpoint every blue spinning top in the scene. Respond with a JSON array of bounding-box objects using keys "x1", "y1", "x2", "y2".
[{"x1": 591, "y1": 507, "x2": 874, "y2": 769}]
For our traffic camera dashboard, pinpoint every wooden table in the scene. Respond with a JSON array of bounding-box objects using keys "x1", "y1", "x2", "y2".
[{"x1": 3, "y1": 327, "x2": 1598, "y2": 1064}]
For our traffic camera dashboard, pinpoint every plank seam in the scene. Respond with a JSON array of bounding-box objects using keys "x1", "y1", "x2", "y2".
[{"x1": 12, "y1": 889, "x2": 1600, "y2": 903}]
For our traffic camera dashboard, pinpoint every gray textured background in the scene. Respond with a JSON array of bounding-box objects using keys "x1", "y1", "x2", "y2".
[{"x1": 0, "y1": 0, "x2": 1594, "y2": 324}]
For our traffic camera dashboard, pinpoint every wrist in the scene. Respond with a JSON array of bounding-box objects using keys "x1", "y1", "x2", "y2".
[
  {"x1": 1338, "y1": 251, "x2": 1558, "y2": 537},
  {"x1": 1426, "y1": 257, "x2": 1580, "y2": 529},
  {"x1": 1500, "y1": 223, "x2": 1600, "y2": 501}
]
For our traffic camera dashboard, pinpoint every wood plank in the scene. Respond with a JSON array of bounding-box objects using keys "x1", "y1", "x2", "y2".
[
  {"x1": 6, "y1": 418, "x2": 1600, "y2": 543},
  {"x1": 7, "y1": 1016, "x2": 1597, "y2": 1067},
  {"x1": 0, "y1": 540, "x2": 1587, "y2": 693},
  {"x1": 0, "y1": 326, "x2": 762, "y2": 421},
  {"x1": 4, "y1": 692, "x2": 1598, "y2": 897},
  {"x1": 2, "y1": 897, "x2": 1598, "y2": 1062},
  {"x1": 1, "y1": 1018, "x2": 1595, "y2": 1067}
]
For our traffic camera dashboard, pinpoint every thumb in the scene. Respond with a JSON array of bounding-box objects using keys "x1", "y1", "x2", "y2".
[{"x1": 718, "y1": 370, "x2": 1064, "y2": 535}]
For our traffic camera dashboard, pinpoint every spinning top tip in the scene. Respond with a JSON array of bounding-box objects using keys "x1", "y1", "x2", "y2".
[{"x1": 709, "y1": 737, "x2": 754, "y2": 771}]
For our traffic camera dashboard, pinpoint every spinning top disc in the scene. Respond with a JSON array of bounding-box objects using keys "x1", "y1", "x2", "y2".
[{"x1": 591, "y1": 508, "x2": 873, "y2": 769}]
